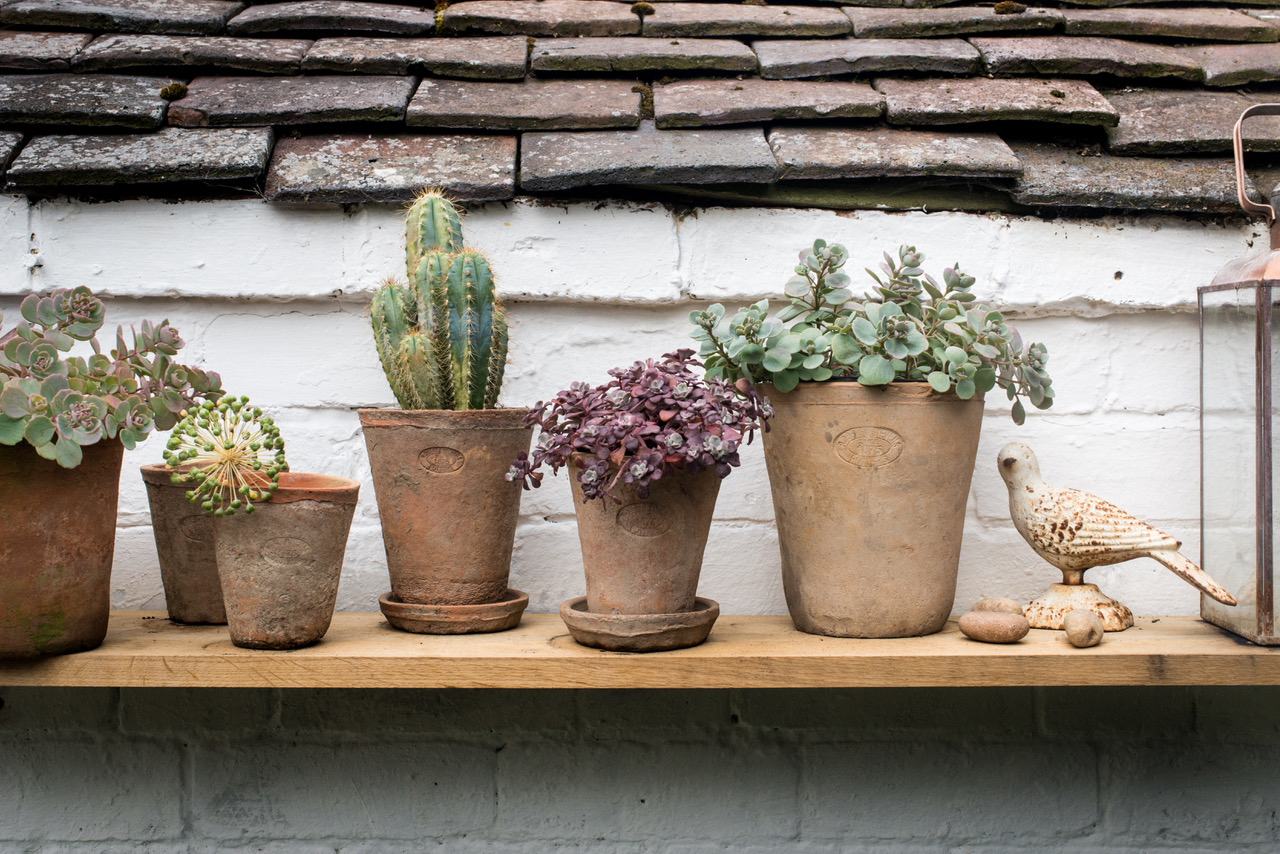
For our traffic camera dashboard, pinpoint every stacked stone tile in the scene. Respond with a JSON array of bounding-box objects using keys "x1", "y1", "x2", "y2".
[{"x1": 2, "y1": 0, "x2": 1280, "y2": 212}]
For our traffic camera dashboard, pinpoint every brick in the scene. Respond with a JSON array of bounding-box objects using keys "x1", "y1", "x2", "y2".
[
  {"x1": 769, "y1": 126, "x2": 1021, "y2": 180},
  {"x1": 265, "y1": 133, "x2": 516, "y2": 203},
  {"x1": 973, "y1": 35, "x2": 1202, "y2": 80},
  {"x1": 77, "y1": 34, "x2": 310, "y2": 73},
  {"x1": 1009, "y1": 141, "x2": 1241, "y2": 213},
  {"x1": 531, "y1": 36, "x2": 756, "y2": 73},
  {"x1": 0, "y1": 30, "x2": 92, "y2": 70},
  {"x1": 754, "y1": 37, "x2": 979, "y2": 79},
  {"x1": 1105, "y1": 89, "x2": 1280, "y2": 154},
  {"x1": 167, "y1": 74, "x2": 413, "y2": 126},
  {"x1": 227, "y1": 0, "x2": 434, "y2": 35},
  {"x1": 120, "y1": 687, "x2": 277, "y2": 736},
  {"x1": 280, "y1": 688, "x2": 579, "y2": 738},
  {"x1": 845, "y1": 6, "x2": 1061, "y2": 38},
  {"x1": 303, "y1": 35, "x2": 526, "y2": 78},
  {"x1": 641, "y1": 3, "x2": 850, "y2": 37},
  {"x1": 442, "y1": 0, "x2": 640, "y2": 36},
  {"x1": 191, "y1": 742, "x2": 496, "y2": 840},
  {"x1": 877, "y1": 77, "x2": 1119, "y2": 126},
  {"x1": 6, "y1": 126, "x2": 272, "y2": 186},
  {"x1": 0, "y1": 0, "x2": 244, "y2": 35},
  {"x1": 1062, "y1": 7, "x2": 1277, "y2": 41},
  {"x1": 1184, "y1": 43, "x2": 1280, "y2": 85},
  {"x1": 654, "y1": 78, "x2": 882, "y2": 128},
  {"x1": 0, "y1": 73, "x2": 167, "y2": 129},
  {"x1": 1040, "y1": 686, "x2": 1197, "y2": 738},
  {"x1": 0, "y1": 687, "x2": 117, "y2": 733},
  {"x1": 406, "y1": 78, "x2": 640, "y2": 131},
  {"x1": 520, "y1": 121, "x2": 778, "y2": 191}
]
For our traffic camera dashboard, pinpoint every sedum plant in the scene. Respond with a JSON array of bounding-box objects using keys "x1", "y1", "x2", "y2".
[
  {"x1": 0, "y1": 287, "x2": 222, "y2": 468},
  {"x1": 371, "y1": 189, "x2": 508, "y2": 411},
  {"x1": 164, "y1": 395, "x2": 288, "y2": 517},
  {"x1": 506, "y1": 349, "x2": 771, "y2": 503},
  {"x1": 689, "y1": 240, "x2": 1054, "y2": 424}
]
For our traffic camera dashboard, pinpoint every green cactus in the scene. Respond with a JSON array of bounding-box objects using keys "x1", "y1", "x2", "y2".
[{"x1": 371, "y1": 190, "x2": 508, "y2": 411}]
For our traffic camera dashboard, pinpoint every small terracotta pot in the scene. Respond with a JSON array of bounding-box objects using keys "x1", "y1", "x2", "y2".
[
  {"x1": 570, "y1": 463, "x2": 722, "y2": 615},
  {"x1": 211, "y1": 472, "x2": 359, "y2": 650},
  {"x1": 140, "y1": 463, "x2": 225, "y2": 625},
  {"x1": 762, "y1": 381, "x2": 984, "y2": 638},
  {"x1": 359, "y1": 408, "x2": 532, "y2": 607},
  {"x1": 0, "y1": 440, "x2": 124, "y2": 658}
]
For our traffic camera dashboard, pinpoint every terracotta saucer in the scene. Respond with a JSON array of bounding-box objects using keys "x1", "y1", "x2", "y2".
[
  {"x1": 559, "y1": 596, "x2": 720, "y2": 652},
  {"x1": 379, "y1": 588, "x2": 529, "y2": 634}
]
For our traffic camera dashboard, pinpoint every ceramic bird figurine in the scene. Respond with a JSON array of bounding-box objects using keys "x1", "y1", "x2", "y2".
[{"x1": 998, "y1": 442, "x2": 1236, "y2": 631}]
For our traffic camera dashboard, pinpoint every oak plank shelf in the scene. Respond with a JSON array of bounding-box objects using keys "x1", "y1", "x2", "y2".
[{"x1": 0, "y1": 612, "x2": 1276, "y2": 689}]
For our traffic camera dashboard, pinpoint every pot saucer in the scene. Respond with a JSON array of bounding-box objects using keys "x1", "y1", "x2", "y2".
[
  {"x1": 559, "y1": 596, "x2": 720, "y2": 652},
  {"x1": 379, "y1": 588, "x2": 528, "y2": 635}
]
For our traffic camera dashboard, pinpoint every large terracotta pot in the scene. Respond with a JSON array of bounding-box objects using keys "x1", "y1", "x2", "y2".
[
  {"x1": 358, "y1": 408, "x2": 532, "y2": 606},
  {"x1": 0, "y1": 440, "x2": 124, "y2": 658},
  {"x1": 212, "y1": 472, "x2": 359, "y2": 650},
  {"x1": 571, "y1": 464, "x2": 722, "y2": 615},
  {"x1": 762, "y1": 381, "x2": 984, "y2": 638},
  {"x1": 140, "y1": 464, "x2": 225, "y2": 624}
]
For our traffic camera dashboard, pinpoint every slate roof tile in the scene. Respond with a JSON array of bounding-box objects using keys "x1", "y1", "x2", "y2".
[
  {"x1": 654, "y1": 78, "x2": 883, "y2": 128},
  {"x1": 1105, "y1": 88, "x2": 1280, "y2": 153},
  {"x1": 167, "y1": 74, "x2": 413, "y2": 126},
  {"x1": 844, "y1": 7, "x2": 1061, "y2": 38},
  {"x1": 406, "y1": 78, "x2": 641, "y2": 130},
  {"x1": 226, "y1": 1, "x2": 434, "y2": 36},
  {"x1": 1183, "y1": 42, "x2": 1280, "y2": 85},
  {"x1": 4, "y1": 125, "x2": 272, "y2": 185},
  {"x1": 0, "y1": 0, "x2": 245, "y2": 36},
  {"x1": 1060, "y1": 8, "x2": 1278, "y2": 41},
  {"x1": 640, "y1": 4, "x2": 851, "y2": 38},
  {"x1": 77, "y1": 34, "x2": 311, "y2": 73},
  {"x1": 0, "y1": 30, "x2": 92, "y2": 70},
  {"x1": 769, "y1": 125, "x2": 1021, "y2": 180},
  {"x1": 265, "y1": 132, "x2": 516, "y2": 202},
  {"x1": 531, "y1": 36, "x2": 756, "y2": 73},
  {"x1": 877, "y1": 77, "x2": 1119, "y2": 126},
  {"x1": 0, "y1": 130, "x2": 22, "y2": 173},
  {"x1": 0, "y1": 72, "x2": 168, "y2": 128},
  {"x1": 442, "y1": 1, "x2": 640, "y2": 37},
  {"x1": 972, "y1": 35, "x2": 1203, "y2": 80},
  {"x1": 755, "y1": 37, "x2": 980, "y2": 78},
  {"x1": 303, "y1": 36, "x2": 526, "y2": 78}
]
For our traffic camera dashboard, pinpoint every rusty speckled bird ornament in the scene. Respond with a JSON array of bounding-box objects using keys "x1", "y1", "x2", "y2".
[{"x1": 998, "y1": 442, "x2": 1235, "y2": 632}]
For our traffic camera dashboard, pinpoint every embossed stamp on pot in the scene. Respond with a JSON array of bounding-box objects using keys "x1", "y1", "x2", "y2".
[{"x1": 834, "y1": 427, "x2": 904, "y2": 468}]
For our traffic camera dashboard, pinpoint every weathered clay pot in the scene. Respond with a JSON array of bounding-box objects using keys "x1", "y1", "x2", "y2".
[
  {"x1": 140, "y1": 463, "x2": 225, "y2": 625},
  {"x1": 762, "y1": 381, "x2": 984, "y2": 638},
  {"x1": 0, "y1": 440, "x2": 124, "y2": 658},
  {"x1": 211, "y1": 472, "x2": 359, "y2": 650},
  {"x1": 358, "y1": 408, "x2": 532, "y2": 606},
  {"x1": 570, "y1": 463, "x2": 722, "y2": 615}
]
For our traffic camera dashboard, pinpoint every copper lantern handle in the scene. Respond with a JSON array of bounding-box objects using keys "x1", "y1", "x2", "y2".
[{"x1": 1234, "y1": 105, "x2": 1280, "y2": 223}]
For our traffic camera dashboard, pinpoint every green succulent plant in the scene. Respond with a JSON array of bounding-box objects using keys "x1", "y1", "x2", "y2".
[
  {"x1": 164, "y1": 395, "x2": 288, "y2": 517},
  {"x1": 371, "y1": 189, "x2": 508, "y2": 410},
  {"x1": 689, "y1": 240, "x2": 1054, "y2": 424},
  {"x1": 0, "y1": 287, "x2": 222, "y2": 468}
]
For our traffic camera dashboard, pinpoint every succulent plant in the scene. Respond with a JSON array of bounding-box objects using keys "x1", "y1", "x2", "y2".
[
  {"x1": 164, "y1": 395, "x2": 288, "y2": 517},
  {"x1": 0, "y1": 287, "x2": 222, "y2": 468},
  {"x1": 506, "y1": 349, "x2": 771, "y2": 503},
  {"x1": 371, "y1": 190, "x2": 508, "y2": 411},
  {"x1": 689, "y1": 241, "x2": 1054, "y2": 424}
]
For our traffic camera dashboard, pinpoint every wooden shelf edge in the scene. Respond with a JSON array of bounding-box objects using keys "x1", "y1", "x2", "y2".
[{"x1": 1, "y1": 612, "x2": 1277, "y2": 689}]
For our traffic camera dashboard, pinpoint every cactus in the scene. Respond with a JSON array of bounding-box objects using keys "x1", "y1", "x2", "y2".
[{"x1": 371, "y1": 190, "x2": 508, "y2": 411}]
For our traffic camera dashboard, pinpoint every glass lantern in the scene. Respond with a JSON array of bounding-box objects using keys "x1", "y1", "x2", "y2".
[{"x1": 1200, "y1": 105, "x2": 1280, "y2": 644}]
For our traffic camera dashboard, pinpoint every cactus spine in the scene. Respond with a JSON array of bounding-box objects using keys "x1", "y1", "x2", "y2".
[{"x1": 371, "y1": 190, "x2": 508, "y2": 410}]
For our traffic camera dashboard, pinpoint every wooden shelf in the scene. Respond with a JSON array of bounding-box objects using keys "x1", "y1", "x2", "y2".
[{"x1": 2, "y1": 612, "x2": 1278, "y2": 689}]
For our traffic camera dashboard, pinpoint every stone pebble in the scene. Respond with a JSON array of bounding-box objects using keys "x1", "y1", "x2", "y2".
[
  {"x1": 958, "y1": 610, "x2": 1030, "y2": 643},
  {"x1": 1063, "y1": 609, "x2": 1104, "y2": 648},
  {"x1": 971, "y1": 597, "x2": 1025, "y2": 615}
]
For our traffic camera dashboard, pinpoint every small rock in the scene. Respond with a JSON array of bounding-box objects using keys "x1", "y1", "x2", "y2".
[
  {"x1": 1063, "y1": 609, "x2": 1104, "y2": 648},
  {"x1": 971, "y1": 597, "x2": 1025, "y2": 615},
  {"x1": 958, "y1": 610, "x2": 1030, "y2": 643}
]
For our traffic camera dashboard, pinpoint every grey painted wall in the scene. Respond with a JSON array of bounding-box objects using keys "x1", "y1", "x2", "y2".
[{"x1": 2, "y1": 686, "x2": 1278, "y2": 851}]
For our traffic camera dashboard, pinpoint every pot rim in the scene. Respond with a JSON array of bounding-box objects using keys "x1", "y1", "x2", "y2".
[
  {"x1": 270, "y1": 472, "x2": 360, "y2": 505},
  {"x1": 763, "y1": 380, "x2": 984, "y2": 404},
  {"x1": 358, "y1": 407, "x2": 532, "y2": 430}
]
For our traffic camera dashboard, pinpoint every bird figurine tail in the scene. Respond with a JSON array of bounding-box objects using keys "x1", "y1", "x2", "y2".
[{"x1": 1149, "y1": 551, "x2": 1237, "y2": 606}]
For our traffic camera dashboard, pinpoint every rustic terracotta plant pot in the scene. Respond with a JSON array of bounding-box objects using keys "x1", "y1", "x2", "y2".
[
  {"x1": 570, "y1": 463, "x2": 722, "y2": 616},
  {"x1": 358, "y1": 408, "x2": 532, "y2": 607},
  {"x1": 0, "y1": 440, "x2": 124, "y2": 658},
  {"x1": 762, "y1": 381, "x2": 984, "y2": 638},
  {"x1": 211, "y1": 472, "x2": 359, "y2": 650},
  {"x1": 140, "y1": 463, "x2": 225, "y2": 625}
]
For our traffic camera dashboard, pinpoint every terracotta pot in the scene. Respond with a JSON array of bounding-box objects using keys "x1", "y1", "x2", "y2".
[
  {"x1": 762, "y1": 381, "x2": 984, "y2": 638},
  {"x1": 0, "y1": 440, "x2": 124, "y2": 658},
  {"x1": 358, "y1": 408, "x2": 532, "y2": 606},
  {"x1": 140, "y1": 464, "x2": 225, "y2": 624},
  {"x1": 212, "y1": 472, "x2": 359, "y2": 650},
  {"x1": 570, "y1": 463, "x2": 722, "y2": 615}
]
